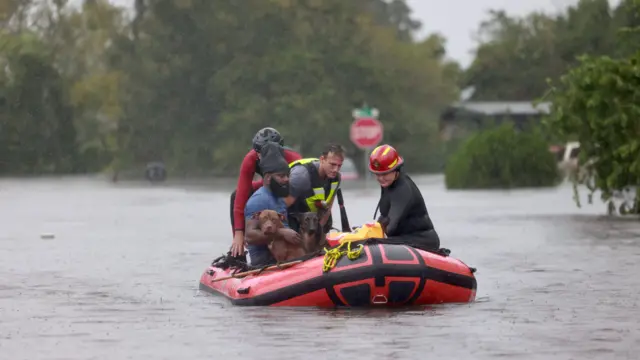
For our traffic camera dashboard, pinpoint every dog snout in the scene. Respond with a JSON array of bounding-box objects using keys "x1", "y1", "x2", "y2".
[{"x1": 261, "y1": 219, "x2": 277, "y2": 234}]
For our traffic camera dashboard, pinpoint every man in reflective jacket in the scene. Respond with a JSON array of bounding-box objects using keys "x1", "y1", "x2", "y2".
[{"x1": 286, "y1": 143, "x2": 346, "y2": 233}]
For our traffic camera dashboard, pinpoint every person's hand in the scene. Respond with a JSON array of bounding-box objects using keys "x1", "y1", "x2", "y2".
[
  {"x1": 278, "y1": 228, "x2": 301, "y2": 245},
  {"x1": 231, "y1": 231, "x2": 245, "y2": 257},
  {"x1": 377, "y1": 216, "x2": 390, "y2": 234},
  {"x1": 314, "y1": 200, "x2": 328, "y2": 210}
]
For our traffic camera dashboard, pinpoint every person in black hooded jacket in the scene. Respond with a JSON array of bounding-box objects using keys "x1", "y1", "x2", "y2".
[{"x1": 368, "y1": 144, "x2": 440, "y2": 252}]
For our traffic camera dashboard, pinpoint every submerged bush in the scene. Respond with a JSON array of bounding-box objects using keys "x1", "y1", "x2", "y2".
[{"x1": 444, "y1": 123, "x2": 561, "y2": 189}]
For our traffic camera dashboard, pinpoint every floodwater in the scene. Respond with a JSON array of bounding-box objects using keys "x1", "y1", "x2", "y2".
[{"x1": 1, "y1": 175, "x2": 639, "y2": 360}]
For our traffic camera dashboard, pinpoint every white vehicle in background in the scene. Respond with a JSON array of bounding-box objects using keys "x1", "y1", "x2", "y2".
[
  {"x1": 550, "y1": 141, "x2": 581, "y2": 176},
  {"x1": 550, "y1": 141, "x2": 638, "y2": 215}
]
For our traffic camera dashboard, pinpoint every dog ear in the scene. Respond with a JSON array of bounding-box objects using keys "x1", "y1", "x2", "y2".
[
  {"x1": 289, "y1": 212, "x2": 300, "y2": 222},
  {"x1": 277, "y1": 213, "x2": 286, "y2": 222}
]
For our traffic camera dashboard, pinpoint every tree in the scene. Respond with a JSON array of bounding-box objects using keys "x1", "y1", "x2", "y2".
[
  {"x1": 444, "y1": 123, "x2": 560, "y2": 189},
  {"x1": 0, "y1": 0, "x2": 459, "y2": 177},
  {"x1": 109, "y1": 0, "x2": 458, "y2": 175},
  {"x1": 464, "y1": 0, "x2": 633, "y2": 101},
  {"x1": 53, "y1": 0, "x2": 128, "y2": 171},
  {"x1": 365, "y1": 0, "x2": 422, "y2": 42},
  {"x1": 0, "y1": 31, "x2": 80, "y2": 174},
  {"x1": 543, "y1": 51, "x2": 640, "y2": 215}
]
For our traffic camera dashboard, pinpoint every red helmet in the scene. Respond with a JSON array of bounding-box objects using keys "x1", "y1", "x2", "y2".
[{"x1": 368, "y1": 144, "x2": 404, "y2": 174}]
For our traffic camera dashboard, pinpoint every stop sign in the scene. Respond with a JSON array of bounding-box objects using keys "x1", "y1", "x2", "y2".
[{"x1": 350, "y1": 117, "x2": 383, "y2": 149}]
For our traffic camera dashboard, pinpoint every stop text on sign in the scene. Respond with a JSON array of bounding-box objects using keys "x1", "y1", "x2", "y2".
[{"x1": 352, "y1": 126, "x2": 381, "y2": 139}]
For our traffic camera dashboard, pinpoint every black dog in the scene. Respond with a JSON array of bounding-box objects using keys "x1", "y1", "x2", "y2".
[{"x1": 293, "y1": 212, "x2": 327, "y2": 253}]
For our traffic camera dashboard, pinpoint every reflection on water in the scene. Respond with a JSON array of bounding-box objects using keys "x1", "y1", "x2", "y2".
[{"x1": 1, "y1": 176, "x2": 639, "y2": 359}]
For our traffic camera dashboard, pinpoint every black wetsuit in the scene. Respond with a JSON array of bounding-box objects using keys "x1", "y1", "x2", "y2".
[{"x1": 375, "y1": 171, "x2": 440, "y2": 251}]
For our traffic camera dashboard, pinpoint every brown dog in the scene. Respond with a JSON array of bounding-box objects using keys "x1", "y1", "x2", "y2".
[
  {"x1": 294, "y1": 211, "x2": 327, "y2": 253},
  {"x1": 256, "y1": 210, "x2": 305, "y2": 263}
]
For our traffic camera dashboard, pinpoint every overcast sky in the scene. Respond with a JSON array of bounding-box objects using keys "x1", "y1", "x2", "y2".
[
  {"x1": 105, "y1": 0, "x2": 622, "y2": 68},
  {"x1": 406, "y1": 0, "x2": 621, "y2": 68}
]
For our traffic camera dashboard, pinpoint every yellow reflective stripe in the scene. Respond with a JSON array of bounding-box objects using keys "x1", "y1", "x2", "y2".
[
  {"x1": 305, "y1": 197, "x2": 322, "y2": 212},
  {"x1": 326, "y1": 182, "x2": 338, "y2": 203},
  {"x1": 305, "y1": 200, "x2": 318, "y2": 212},
  {"x1": 387, "y1": 158, "x2": 398, "y2": 169},
  {"x1": 382, "y1": 146, "x2": 391, "y2": 156},
  {"x1": 371, "y1": 146, "x2": 383, "y2": 156},
  {"x1": 289, "y1": 158, "x2": 319, "y2": 168},
  {"x1": 303, "y1": 181, "x2": 339, "y2": 212}
]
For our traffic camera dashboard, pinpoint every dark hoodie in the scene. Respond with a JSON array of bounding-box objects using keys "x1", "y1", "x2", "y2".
[
  {"x1": 258, "y1": 142, "x2": 289, "y2": 175},
  {"x1": 376, "y1": 171, "x2": 440, "y2": 251}
]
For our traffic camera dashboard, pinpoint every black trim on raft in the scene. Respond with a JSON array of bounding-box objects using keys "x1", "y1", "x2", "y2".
[
  {"x1": 199, "y1": 244, "x2": 477, "y2": 307},
  {"x1": 339, "y1": 283, "x2": 371, "y2": 306},
  {"x1": 324, "y1": 284, "x2": 345, "y2": 306},
  {"x1": 324, "y1": 268, "x2": 345, "y2": 306},
  {"x1": 368, "y1": 244, "x2": 386, "y2": 287},
  {"x1": 387, "y1": 281, "x2": 416, "y2": 303},
  {"x1": 405, "y1": 247, "x2": 427, "y2": 304},
  {"x1": 384, "y1": 246, "x2": 416, "y2": 261}
]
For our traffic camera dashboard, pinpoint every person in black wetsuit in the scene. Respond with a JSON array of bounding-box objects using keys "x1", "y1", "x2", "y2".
[{"x1": 368, "y1": 144, "x2": 440, "y2": 252}]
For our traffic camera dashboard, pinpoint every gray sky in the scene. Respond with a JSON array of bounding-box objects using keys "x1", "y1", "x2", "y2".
[
  {"x1": 407, "y1": 0, "x2": 621, "y2": 68},
  {"x1": 106, "y1": 0, "x2": 622, "y2": 69}
]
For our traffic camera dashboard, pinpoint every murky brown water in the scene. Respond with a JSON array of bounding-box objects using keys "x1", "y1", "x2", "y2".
[{"x1": 1, "y1": 175, "x2": 639, "y2": 359}]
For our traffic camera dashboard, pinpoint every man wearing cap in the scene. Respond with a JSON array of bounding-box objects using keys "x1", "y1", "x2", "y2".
[{"x1": 244, "y1": 143, "x2": 302, "y2": 266}]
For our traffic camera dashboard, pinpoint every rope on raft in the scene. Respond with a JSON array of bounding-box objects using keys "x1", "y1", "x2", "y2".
[
  {"x1": 210, "y1": 240, "x2": 454, "y2": 275},
  {"x1": 322, "y1": 241, "x2": 364, "y2": 272},
  {"x1": 210, "y1": 248, "x2": 326, "y2": 275}
]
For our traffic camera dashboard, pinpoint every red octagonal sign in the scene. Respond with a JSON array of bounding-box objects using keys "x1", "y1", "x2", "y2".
[{"x1": 350, "y1": 117, "x2": 383, "y2": 149}]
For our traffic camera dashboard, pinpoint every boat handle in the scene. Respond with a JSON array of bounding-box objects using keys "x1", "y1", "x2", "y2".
[
  {"x1": 237, "y1": 287, "x2": 251, "y2": 295},
  {"x1": 371, "y1": 294, "x2": 388, "y2": 304}
]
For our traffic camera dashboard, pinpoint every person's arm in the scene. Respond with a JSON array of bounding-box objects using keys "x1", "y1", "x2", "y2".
[
  {"x1": 285, "y1": 165, "x2": 311, "y2": 207},
  {"x1": 319, "y1": 198, "x2": 334, "y2": 226},
  {"x1": 283, "y1": 149, "x2": 303, "y2": 163},
  {"x1": 244, "y1": 195, "x2": 271, "y2": 245},
  {"x1": 384, "y1": 182, "x2": 412, "y2": 236},
  {"x1": 233, "y1": 150, "x2": 259, "y2": 233},
  {"x1": 319, "y1": 180, "x2": 341, "y2": 225},
  {"x1": 244, "y1": 195, "x2": 299, "y2": 245},
  {"x1": 245, "y1": 218, "x2": 271, "y2": 246}
]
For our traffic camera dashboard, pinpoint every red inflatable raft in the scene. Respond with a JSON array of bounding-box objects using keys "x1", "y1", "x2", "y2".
[{"x1": 199, "y1": 234, "x2": 477, "y2": 307}]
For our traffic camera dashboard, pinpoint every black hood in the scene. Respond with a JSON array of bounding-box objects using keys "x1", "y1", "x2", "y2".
[{"x1": 259, "y1": 143, "x2": 289, "y2": 175}]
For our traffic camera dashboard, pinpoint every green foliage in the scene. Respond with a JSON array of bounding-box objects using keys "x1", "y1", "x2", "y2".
[
  {"x1": 0, "y1": 31, "x2": 81, "y2": 174},
  {"x1": 541, "y1": 0, "x2": 640, "y2": 215},
  {"x1": 107, "y1": 0, "x2": 458, "y2": 175},
  {"x1": 0, "y1": 0, "x2": 457, "y2": 176},
  {"x1": 543, "y1": 51, "x2": 640, "y2": 214},
  {"x1": 0, "y1": 0, "x2": 127, "y2": 175},
  {"x1": 444, "y1": 123, "x2": 560, "y2": 189},
  {"x1": 11, "y1": 0, "x2": 640, "y2": 181},
  {"x1": 464, "y1": 0, "x2": 640, "y2": 101}
]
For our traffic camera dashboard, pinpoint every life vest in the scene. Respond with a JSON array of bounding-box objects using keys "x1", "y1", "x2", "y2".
[
  {"x1": 288, "y1": 158, "x2": 341, "y2": 213},
  {"x1": 325, "y1": 222, "x2": 385, "y2": 247}
]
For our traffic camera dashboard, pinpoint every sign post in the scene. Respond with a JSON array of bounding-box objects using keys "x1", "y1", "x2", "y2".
[{"x1": 350, "y1": 105, "x2": 383, "y2": 189}]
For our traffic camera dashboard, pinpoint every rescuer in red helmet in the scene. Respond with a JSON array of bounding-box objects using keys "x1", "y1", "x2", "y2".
[{"x1": 368, "y1": 144, "x2": 440, "y2": 251}]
